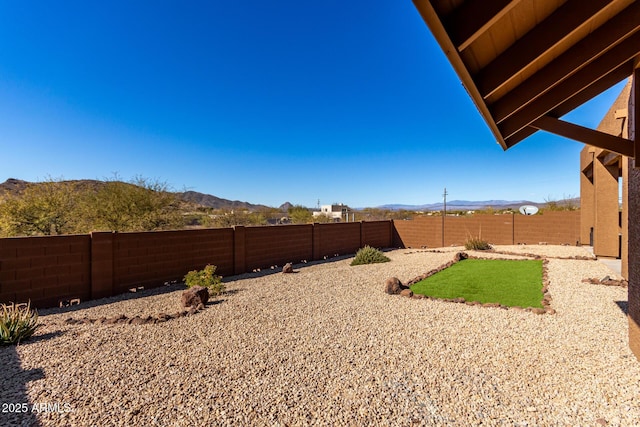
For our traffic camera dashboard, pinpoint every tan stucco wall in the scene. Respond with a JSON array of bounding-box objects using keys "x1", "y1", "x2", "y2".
[
  {"x1": 580, "y1": 79, "x2": 630, "y2": 260},
  {"x1": 580, "y1": 147, "x2": 595, "y2": 245}
]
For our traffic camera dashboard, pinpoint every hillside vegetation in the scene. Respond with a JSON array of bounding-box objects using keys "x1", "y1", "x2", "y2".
[
  {"x1": 0, "y1": 177, "x2": 185, "y2": 237},
  {"x1": 0, "y1": 178, "x2": 579, "y2": 238},
  {"x1": 0, "y1": 177, "x2": 316, "y2": 237}
]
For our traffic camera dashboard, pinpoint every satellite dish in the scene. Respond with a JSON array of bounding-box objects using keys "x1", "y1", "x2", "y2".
[{"x1": 519, "y1": 205, "x2": 539, "y2": 215}]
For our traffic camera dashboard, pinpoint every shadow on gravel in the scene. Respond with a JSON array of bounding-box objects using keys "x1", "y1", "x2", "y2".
[
  {"x1": 616, "y1": 300, "x2": 628, "y2": 315},
  {"x1": 223, "y1": 254, "x2": 355, "y2": 282},
  {"x1": 21, "y1": 330, "x2": 64, "y2": 345},
  {"x1": 221, "y1": 289, "x2": 243, "y2": 297},
  {"x1": 38, "y1": 253, "x2": 359, "y2": 316},
  {"x1": 0, "y1": 345, "x2": 44, "y2": 427},
  {"x1": 38, "y1": 283, "x2": 187, "y2": 317}
]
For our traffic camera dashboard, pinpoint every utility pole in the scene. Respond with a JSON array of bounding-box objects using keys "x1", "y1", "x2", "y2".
[{"x1": 442, "y1": 187, "x2": 448, "y2": 247}]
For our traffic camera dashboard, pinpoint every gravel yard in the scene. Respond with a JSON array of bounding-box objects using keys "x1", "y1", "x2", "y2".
[{"x1": 2, "y1": 245, "x2": 639, "y2": 426}]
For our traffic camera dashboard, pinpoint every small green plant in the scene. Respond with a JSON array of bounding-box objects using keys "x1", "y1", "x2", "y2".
[
  {"x1": 464, "y1": 236, "x2": 492, "y2": 251},
  {"x1": 350, "y1": 245, "x2": 391, "y2": 266},
  {"x1": 1, "y1": 301, "x2": 39, "y2": 345},
  {"x1": 183, "y1": 264, "x2": 225, "y2": 297}
]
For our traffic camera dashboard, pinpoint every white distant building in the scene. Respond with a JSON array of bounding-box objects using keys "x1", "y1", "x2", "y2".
[{"x1": 313, "y1": 204, "x2": 350, "y2": 221}]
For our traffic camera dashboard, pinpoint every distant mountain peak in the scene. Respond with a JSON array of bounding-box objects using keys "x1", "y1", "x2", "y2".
[
  {"x1": 0, "y1": 178, "x2": 28, "y2": 192},
  {"x1": 178, "y1": 190, "x2": 268, "y2": 210},
  {"x1": 377, "y1": 199, "x2": 545, "y2": 211},
  {"x1": 279, "y1": 202, "x2": 293, "y2": 211}
]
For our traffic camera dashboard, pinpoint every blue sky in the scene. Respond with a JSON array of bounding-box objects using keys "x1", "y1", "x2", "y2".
[{"x1": 0, "y1": 1, "x2": 628, "y2": 208}]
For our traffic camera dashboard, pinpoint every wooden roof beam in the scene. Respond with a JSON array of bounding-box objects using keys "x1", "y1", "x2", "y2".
[
  {"x1": 531, "y1": 116, "x2": 634, "y2": 157},
  {"x1": 505, "y1": 68, "x2": 633, "y2": 148},
  {"x1": 490, "y1": 1, "x2": 640, "y2": 123},
  {"x1": 442, "y1": 0, "x2": 519, "y2": 52},
  {"x1": 476, "y1": 0, "x2": 613, "y2": 99},
  {"x1": 499, "y1": 35, "x2": 640, "y2": 140}
]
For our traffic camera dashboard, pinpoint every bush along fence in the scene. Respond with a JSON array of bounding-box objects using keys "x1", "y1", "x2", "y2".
[{"x1": 0, "y1": 212, "x2": 581, "y2": 309}]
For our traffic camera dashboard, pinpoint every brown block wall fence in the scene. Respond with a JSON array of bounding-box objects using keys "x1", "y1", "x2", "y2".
[
  {"x1": 0, "y1": 235, "x2": 91, "y2": 308},
  {"x1": 514, "y1": 211, "x2": 581, "y2": 246},
  {"x1": 0, "y1": 214, "x2": 579, "y2": 309},
  {"x1": 244, "y1": 225, "x2": 313, "y2": 272},
  {"x1": 110, "y1": 229, "x2": 235, "y2": 296},
  {"x1": 392, "y1": 211, "x2": 580, "y2": 248},
  {"x1": 0, "y1": 221, "x2": 393, "y2": 309}
]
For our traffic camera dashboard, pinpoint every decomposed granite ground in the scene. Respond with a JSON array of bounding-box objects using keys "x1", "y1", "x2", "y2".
[{"x1": 1, "y1": 245, "x2": 639, "y2": 426}]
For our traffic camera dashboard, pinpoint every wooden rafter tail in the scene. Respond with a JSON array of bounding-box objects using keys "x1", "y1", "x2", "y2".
[{"x1": 531, "y1": 116, "x2": 634, "y2": 157}]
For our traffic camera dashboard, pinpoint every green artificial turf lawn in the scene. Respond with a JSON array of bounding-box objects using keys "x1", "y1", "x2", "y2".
[{"x1": 410, "y1": 259, "x2": 544, "y2": 308}]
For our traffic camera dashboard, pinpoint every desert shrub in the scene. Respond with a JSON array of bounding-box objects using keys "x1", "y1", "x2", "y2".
[
  {"x1": 0, "y1": 178, "x2": 83, "y2": 237},
  {"x1": 205, "y1": 209, "x2": 268, "y2": 228},
  {"x1": 351, "y1": 245, "x2": 391, "y2": 266},
  {"x1": 464, "y1": 236, "x2": 492, "y2": 251},
  {"x1": 183, "y1": 264, "x2": 225, "y2": 297},
  {"x1": 288, "y1": 205, "x2": 313, "y2": 224},
  {"x1": 87, "y1": 176, "x2": 184, "y2": 232},
  {"x1": 1, "y1": 301, "x2": 39, "y2": 345}
]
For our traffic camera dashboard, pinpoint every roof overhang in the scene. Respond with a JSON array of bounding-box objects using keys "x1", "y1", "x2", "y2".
[{"x1": 413, "y1": 0, "x2": 640, "y2": 158}]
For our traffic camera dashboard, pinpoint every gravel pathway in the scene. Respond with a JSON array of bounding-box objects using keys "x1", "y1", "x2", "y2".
[{"x1": 2, "y1": 245, "x2": 639, "y2": 426}]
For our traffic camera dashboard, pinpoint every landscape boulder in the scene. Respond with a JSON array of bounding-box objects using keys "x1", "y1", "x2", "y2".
[
  {"x1": 384, "y1": 277, "x2": 409, "y2": 295},
  {"x1": 454, "y1": 252, "x2": 469, "y2": 262},
  {"x1": 400, "y1": 289, "x2": 414, "y2": 298},
  {"x1": 130, "y1": 316, "x2": 146, "y2": 325},
  {"x1": 282, "y1": 263, "x2": 294, "y2": 274},
  {"x1": 181, "y1": 286, "x2": 209, "y2": 308}
]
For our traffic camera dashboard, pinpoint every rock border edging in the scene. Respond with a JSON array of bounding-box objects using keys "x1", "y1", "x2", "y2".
[
  {"x1": 389, "y1": 252, "x2": 555, "y2": 315},
  {"x1": 63, "y1": 305, "x2": 207, "y2": 326},
  {"x1": 581, "y1": 277, "x2": 628, "y2": 287}
]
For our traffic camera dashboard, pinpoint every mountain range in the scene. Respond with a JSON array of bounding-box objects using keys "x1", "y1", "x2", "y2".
[
  {"x1": 376, "y1": 200, "x2": 548, "y2": 211},
  {"x1": 178, "y1": 190, "x2": 271, "y2": 210},
  {"x1": 0, "y1": 179, "x2": 574, "y2": 211}
]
